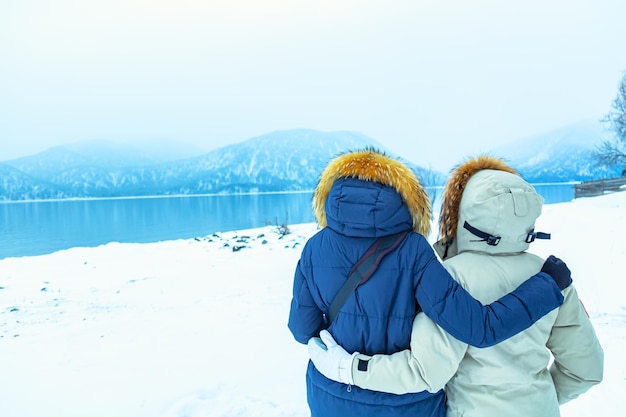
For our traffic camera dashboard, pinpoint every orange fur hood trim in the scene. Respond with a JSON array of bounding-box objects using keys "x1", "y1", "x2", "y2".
[
  {"x1": 313, "y1": 149, "x2": 432, "y2": 237},
  {"x1": 438, "y1": 155, "x2": 519, "y2": 244}
]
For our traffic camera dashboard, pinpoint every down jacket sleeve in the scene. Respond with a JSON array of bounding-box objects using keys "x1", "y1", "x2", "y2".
[
  {"x1": 288, "y1": 260, "x2": 325, "y2": 344},
  {"x1": 351, "y1": 312, "x2": 466, "y2": 394},
  {"x1": 547, "y1": 285, "x2": 604, "y2": 404},
  {"x1": 416, "y1": 251, "x2": 564, "y2": 348}
]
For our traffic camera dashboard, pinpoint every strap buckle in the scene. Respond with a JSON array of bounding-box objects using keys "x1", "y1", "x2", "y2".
[{"x1": 525, "y1": 230, "x2": 551, "y2": 243}]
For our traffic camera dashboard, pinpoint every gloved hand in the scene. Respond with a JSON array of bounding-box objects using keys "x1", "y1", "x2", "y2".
[
  {"x1": 307, "y1": 330, "x2": 358, "y2": 385},
  {"x1": 541, "y1": 255, "x2": 572, "y2": 290}
]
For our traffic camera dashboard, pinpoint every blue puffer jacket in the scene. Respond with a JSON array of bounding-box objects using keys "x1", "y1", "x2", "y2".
[{"x1": 288, "y1": 150, "x2": 564, "y2": 417}]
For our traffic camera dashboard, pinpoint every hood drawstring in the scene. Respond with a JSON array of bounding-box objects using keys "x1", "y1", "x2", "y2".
[
  {"x1": 463, "y1": 221, "x2": 551, "y2": 246},
  {"x1": 463, "y1": 221, "x2": 501, "y2": 246}
]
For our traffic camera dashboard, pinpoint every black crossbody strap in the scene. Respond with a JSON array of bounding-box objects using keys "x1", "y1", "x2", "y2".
[{"x1": 326, "y1": 231, "x2": 408, "y2": 325}]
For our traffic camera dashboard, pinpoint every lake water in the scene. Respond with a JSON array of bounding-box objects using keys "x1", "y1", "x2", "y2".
[{"x1": 0, "y1": 184, "x2": 576, "y2": 259}]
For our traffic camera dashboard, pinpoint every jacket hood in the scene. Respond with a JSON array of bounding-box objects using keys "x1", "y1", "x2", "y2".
[
  {"x1": 435, "y1": 155, "x2": 545, "y2": 258},
  {"x1": 313, "y1": 148, "x2": 432, "y2": 237}
]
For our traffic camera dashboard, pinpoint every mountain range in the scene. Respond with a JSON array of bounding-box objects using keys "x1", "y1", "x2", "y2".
[
  {"x1": 0, "y1": 129, "x2": 443, "y2": 201},
  {"x1": 0, "y1": 123, "x2": 622, "y2": 201}
]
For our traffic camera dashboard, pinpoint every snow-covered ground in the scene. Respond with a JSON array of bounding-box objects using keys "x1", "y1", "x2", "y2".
[{"x1": 1, "y1": 192, "x2": 624, "y2": 417}]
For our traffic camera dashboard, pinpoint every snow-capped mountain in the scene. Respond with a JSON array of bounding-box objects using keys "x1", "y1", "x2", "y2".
[
  {"x1": 165, "y1": 129, "x2": 384, "y2": 194},
  {"x1": 491, "y1": 120, "x2": 622, "y2": 182},
  {"x1": 0, "y1": 129, "x2": 443, "y2": 200}
]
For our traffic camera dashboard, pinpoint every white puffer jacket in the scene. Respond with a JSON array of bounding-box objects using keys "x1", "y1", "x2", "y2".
[{"x1": 350, "y1": 158, "x2": 604, "y2": 417}]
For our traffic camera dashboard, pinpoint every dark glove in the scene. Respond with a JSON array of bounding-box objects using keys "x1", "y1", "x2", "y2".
[{"x1": 541, "y1": 255, "x2": 572, "y2": 290}]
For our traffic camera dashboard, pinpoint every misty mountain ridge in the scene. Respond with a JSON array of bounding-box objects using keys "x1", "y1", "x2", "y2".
[
  {"x1": 491, "y1": 120, "x2": 622, "y2": 182},
  {"x1": 1, "y1": 124, "x2": 621, "y2": 201},
  {"x1": 1, "y1": 129, "x2": 439, "y2": 200}
]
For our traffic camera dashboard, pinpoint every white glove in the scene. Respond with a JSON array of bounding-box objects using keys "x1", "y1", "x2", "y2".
[{"x1": 307, "y1": 330, "x2": 358, "y2": 385}]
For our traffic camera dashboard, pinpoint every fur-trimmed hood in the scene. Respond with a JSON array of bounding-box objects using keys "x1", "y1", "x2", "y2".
[
  {"x1": 313, "y1": 149, "x2": 432, "y2": 237},
  {"x1": 435, "y1": 155, "x2": 545, "y2": 259},
  {"x1": 438, "y1": 156, "x2": 518, "y2": 245}
]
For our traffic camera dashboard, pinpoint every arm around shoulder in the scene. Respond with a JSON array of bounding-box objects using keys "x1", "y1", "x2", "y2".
[{"x1": 417, "y1": 257, "x2": 564, "y2": 348}]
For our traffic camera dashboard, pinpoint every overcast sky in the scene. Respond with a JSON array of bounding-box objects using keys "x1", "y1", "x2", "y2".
[{"x1": 1, "y1": 0, "x2": 626, "y2": 171}]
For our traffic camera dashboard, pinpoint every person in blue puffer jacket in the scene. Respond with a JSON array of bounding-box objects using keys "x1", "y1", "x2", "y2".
[{"x1": 287, "y1": 148, "x2": 571, "y2": 417}]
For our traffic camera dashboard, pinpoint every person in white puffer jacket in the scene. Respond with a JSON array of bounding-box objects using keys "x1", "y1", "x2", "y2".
[{"x1": 308, "y1": 155, "x2": 604, "y2": 417}]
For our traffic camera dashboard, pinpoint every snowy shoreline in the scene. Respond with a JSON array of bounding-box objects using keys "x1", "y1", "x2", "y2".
[{"x1": 1, "y1": 193, "x2": 625, "y2": 417}]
